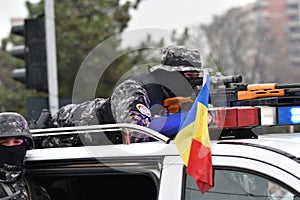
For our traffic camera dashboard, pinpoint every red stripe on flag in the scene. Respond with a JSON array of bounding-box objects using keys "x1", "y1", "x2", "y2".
[{"x1": 186, "y1": 139, "x2": 213, "y2": 194}]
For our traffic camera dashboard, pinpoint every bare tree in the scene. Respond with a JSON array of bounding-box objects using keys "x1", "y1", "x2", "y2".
[{"x1": 188, "y1": 7, "x2": 282, "y2": 83}]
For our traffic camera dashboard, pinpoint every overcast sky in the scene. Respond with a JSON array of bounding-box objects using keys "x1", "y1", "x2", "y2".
[{"x1": 0, "y1": 0, "x2": 255, "y2": 41}]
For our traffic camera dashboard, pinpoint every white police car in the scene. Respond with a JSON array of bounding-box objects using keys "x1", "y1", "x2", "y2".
[{"x1": 25, "y1": 105, "x2": 300, "y2": 200}]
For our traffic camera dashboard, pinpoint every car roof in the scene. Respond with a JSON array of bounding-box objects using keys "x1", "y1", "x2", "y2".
[
  {"x1": 213, "y1": 133, "x2": 300, "y2": 158},
  {"x1": 26, "y1": 132, "x2": 300, "y2": 162}
]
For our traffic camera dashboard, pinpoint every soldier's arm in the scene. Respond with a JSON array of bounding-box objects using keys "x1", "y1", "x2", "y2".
[{"x1": 110, "y1": 79, "x2": 151, "y2": 127}]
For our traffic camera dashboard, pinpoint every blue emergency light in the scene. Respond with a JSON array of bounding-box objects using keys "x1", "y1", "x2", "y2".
[{"x1": 277, "y1": 106, "x2": 300, "y2": 125}]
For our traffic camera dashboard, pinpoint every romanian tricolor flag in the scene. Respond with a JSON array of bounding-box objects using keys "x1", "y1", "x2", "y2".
[{"x1": 174, "y1": 70, "x2": 213, "y2": 194}]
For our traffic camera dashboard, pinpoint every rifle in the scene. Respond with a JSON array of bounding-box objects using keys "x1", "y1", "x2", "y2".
[
  {"x1": 234, "y1": 83, "x2": 300, "y2": 100},
  {"x1": 190, "y1": 73, "x2": 243, "y2": 90},
  {"x1": 163, "y1": 73, "x2": 243, "y2": 113},
  {"x1": 211, "y1": 83, "x2": 300, "y2": 107}
]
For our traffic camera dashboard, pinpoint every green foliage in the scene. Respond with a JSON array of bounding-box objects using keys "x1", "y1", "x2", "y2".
[
  {"x1": 0, "y1": 50, "x2": 39, "y2": 116},
  {"x1": 25, "y1": 0, "x2": 141, "y2": 98},
  {"x1": 0, "y1": 0, "x2": 144, "y2": 115},
  {"x1": 96, "y1": 34, "x2": 165, "y2": 97},
  {"x1": 0, "y1": 0, "x2": 181, "y2": 116}
]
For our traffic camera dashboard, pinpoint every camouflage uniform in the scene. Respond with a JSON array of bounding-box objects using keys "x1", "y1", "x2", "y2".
[
  {"x1": 54, "y1": 98, "x2": 106, "y2": 127},
  {"x1": 109, "y1": 45, "x2": 202, "y2": 141},
  {"x1": 52, "y1": 45, "x2": 202, "y2": 142},
  {"x1": 0, "y1": 112, "x2": 50, "y2": 200}
]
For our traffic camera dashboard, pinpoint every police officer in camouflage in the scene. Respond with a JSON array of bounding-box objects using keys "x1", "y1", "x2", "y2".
[
  {"x1": 51, "y1": 45, "x2": 202, "y2": 144},
  {"x1": 0, "y1": 112, "x2": 50, "y2": 200},
  {"x1": 98, "y1": 45, "x2": 203, "y2": 142}
]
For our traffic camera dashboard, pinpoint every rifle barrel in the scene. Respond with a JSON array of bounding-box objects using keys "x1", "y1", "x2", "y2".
[{"x1": 276, "y1": 83, "x2": 300, "y2": 89}]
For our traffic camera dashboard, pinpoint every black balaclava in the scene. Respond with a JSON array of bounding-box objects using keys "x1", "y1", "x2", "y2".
[
  {"x1": 0, "y1": 143, "x2": 27, "y2": 166},
  {"x1": 0, "y1": 142, "x2": 27, "y2": 182},
  {"x1": 178, "y1": 71, "x2": 202, "y2": 89},
  {"x1": 151, "y1": 69, "x2": 196, "y2": 97}
]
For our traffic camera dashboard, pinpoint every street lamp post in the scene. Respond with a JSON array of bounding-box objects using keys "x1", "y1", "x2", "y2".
[{"x1": 45, "y1": 0, "x2": 59, "y2": 114}]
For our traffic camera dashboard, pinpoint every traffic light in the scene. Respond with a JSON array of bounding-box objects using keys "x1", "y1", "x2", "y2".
[{"x1": 11, "y1": 17, "x2": 48, "y2": 92}]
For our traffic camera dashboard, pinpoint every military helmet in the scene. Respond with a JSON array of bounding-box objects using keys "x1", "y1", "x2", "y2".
[
  {"x1": 150, "y1": 45, "x2": 202, "y2": 72},
  {"x1": 0, "y1": 112, "x2": 33, "y2": 149}
]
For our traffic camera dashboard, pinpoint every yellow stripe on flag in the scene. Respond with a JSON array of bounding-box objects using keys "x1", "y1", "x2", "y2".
[
  {"x1": 174, "y1": 103, "x2": 210, "y2": 165},
  {"x1": 174, "y1": 122, "x2": 194, "y2": 165},
  {"x1": 193, "y1": 102, "x2": 210, "y2": 148}
]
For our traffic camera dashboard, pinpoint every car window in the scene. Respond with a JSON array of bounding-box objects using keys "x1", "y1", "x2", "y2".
[
  {"x1": 185, "y1": 169, "x2": 297, "y2": 200},
  {"x1": 30, "y1": 172, "x2": 158, "y2": 200}
]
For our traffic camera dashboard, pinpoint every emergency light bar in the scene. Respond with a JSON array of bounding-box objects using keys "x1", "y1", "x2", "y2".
[
  {"x1": 209, "y1": 107, "x2": 259, "y2": 128},
  {"x1": 278, "y1": 106, "x2": 300, "y2": 125},
  {"x1": 257, "y1": 106, "x2": 276, "y2": 126},
  {"x1": 208, "y1": 105, "x2": 300, "y2": 129}
]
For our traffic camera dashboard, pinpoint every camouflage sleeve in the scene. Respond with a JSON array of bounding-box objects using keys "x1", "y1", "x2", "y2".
[
  {"x1": 110, "y1": 79, "x2": 151, "y2": 130},
  {"x1": 54, "y1": 98, "x2": 107, "y2": 127}
]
